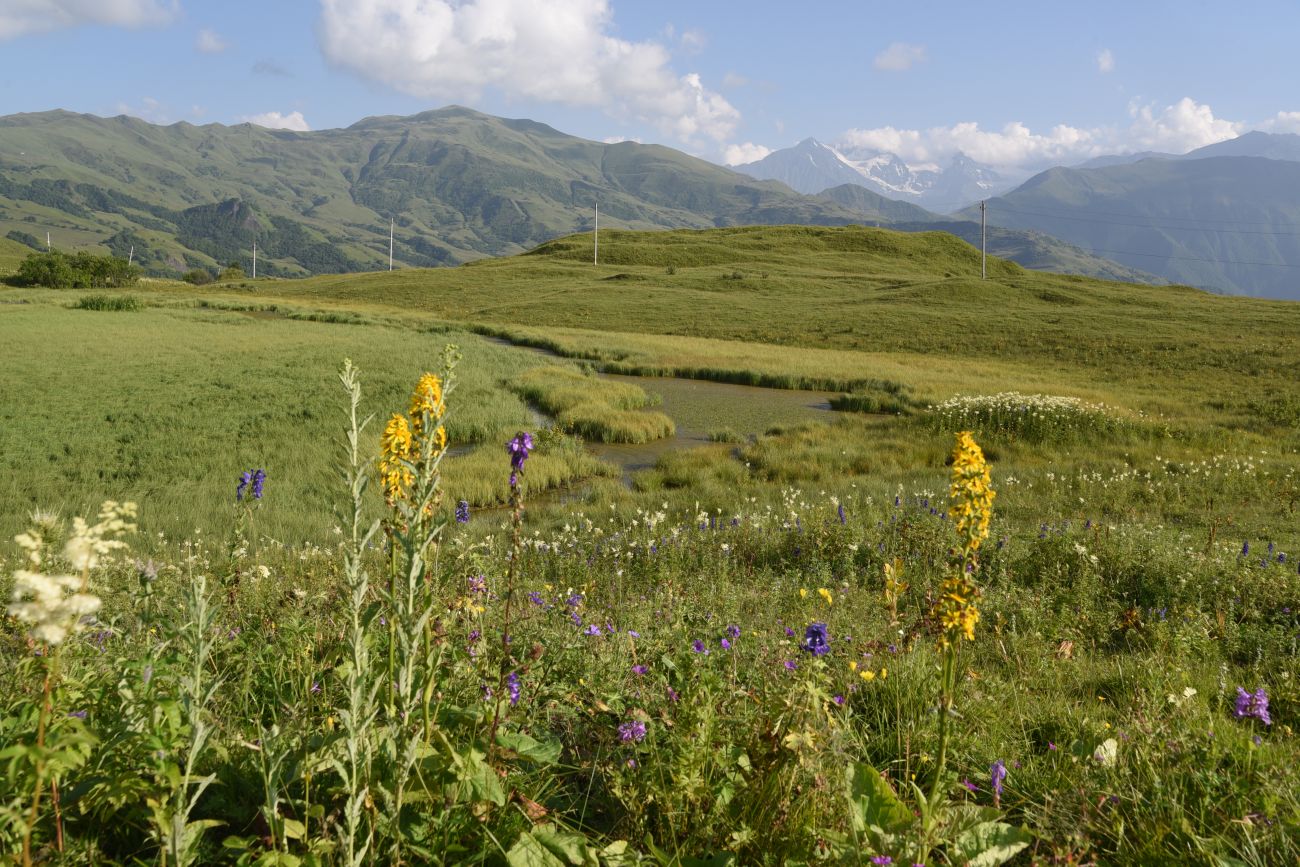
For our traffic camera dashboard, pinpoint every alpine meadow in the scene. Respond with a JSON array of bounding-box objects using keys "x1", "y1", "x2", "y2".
[{"x1": 4, "y1": 4, "x2": 1300, "y2": 865}]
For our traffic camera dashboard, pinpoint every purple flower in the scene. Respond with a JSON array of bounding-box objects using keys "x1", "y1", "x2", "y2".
[
  {"x1": 311, "y1": 681, "x2": 321, "y2": 694},
  {"x1": 832, "y1": 695, "x2": 845, "y2": 706},
  {"x1": 251, "y1": 469, "x2": 266, "y2": 499},
  {"x1": 507, "y1": 671, "x2": 521, "y2": 706},
  {"x1": 801, "y1": 622, "x2": 830, "y2": 656},
  {"x1": 628, "y1": 630, "x2": 640, "y2": 638},
  {"x1": 618, "y1": 720, "x2": 647, "y2": 743},
  {"x1": 632, "y1": 664, "x2": 648, "y2": 675},
  {"x1": 666, "y1": 686, "x2": 679, "y2": 702},
  {"x1": 528, "y1": 591, "x2": 544, "y2": 606},
  {"x1": 784, "y1": 627, "x2": 796, "y2": 638},
  {"x1": 585, "y1": 624, "x2": 603, "y2": 636},
  {"x1": 1234, "y1": 686, "x2": 1272, "y2": 725},
  {"x1": 507, "y1": 432, "x2": 534, "y2": 485},
  {"x1": 990, "y1": 759, "x2": 1007, "y2": 801},
  {"x1": 720, "y1": 638, "x2": 732, "y2": 650},
  {"x1": 961, "y1": 778, "x2": 977, "y2": 793},
  {"x1": 467, "y1": 575, "x2": 487, "y2": 594},
  {"x1": 870, "y1": 857, "x2": 892, "y2": 866},
  {"x1": 838, "y1": 503, "x2": 847, "y2": 525},
  {"x1": 783, "y1": 659, "x2": 798, "y2": 671},
  {"x1": 455, "y1": 500, "x2": 470, "y2": 523},
  {"x1": 67, "y1": 710, "x2": 87, "y2": 719},
  {"x1": 236, "y1": 470, "x2": 252, "y2": 501},
  {"x1": 692, "y1": 639, "x2": 708, "y2": 654},
  {"x1": 727, "y1": 624, "x2": 741, "y2": 640},
  {"x1": 1241, "y1": 541, "x2": 1250, "y2": 557}
]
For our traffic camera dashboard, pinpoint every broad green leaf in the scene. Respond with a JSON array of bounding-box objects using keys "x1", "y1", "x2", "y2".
[
  {"x1": 847, "y1": 763, "x2": 913, "y2": 834},
  {"x1": 533, "y1": 825, "x2": 600, "y2": 865},
  {"x1": 497, "y1": 729, "x2": 563, "y2": 765},
  {"x1": 949, "y1": 821, "x2": 1032, "y2": 867},
  {"x1": 507, "y1": 831, "x2": 569, "y2": 867}
]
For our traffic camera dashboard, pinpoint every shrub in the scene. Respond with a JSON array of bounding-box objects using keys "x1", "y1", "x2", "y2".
[
  {"x1": 182, "y1": 268, "x2": 214, "y2": 286},
  {"x1": 17, "y1": 251, "x2": 141, "y2": 289}
]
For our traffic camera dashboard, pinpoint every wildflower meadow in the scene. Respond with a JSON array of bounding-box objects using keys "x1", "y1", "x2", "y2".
[{"x1": 2, "y1": 228, "x2": 1299, "y2": 864}]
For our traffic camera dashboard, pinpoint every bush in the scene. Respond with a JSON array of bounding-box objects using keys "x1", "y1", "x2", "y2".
[
  {"x1": 17, "y1": 251, "x2": 141, "y2": 289},
  {"x1": 182, "y1": 268, "x2": 214, "y2": 286},
  {"x1": 219, "y1": 262, "x2": 246, "y2": 281}
]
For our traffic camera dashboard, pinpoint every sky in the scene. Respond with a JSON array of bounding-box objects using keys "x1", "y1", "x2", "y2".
[{"x1": 2, "y1": 0, "x2": 1300, "y2": 174}]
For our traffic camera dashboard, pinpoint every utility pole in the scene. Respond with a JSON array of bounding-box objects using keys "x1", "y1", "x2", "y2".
[
  {"x1": 980, "y1": 200, "x2": 987, "y2": 280},
  {"x1": 389, "y1": 218, "x2": 394, "y2": 271},
  {"x1": 46, "y1": 231, "x2": 50, "y2": 252},
  {"x1": 252, "y1": 240, "x2": 257, "y2": 279},
  {"x1": 128, "y1": 245, "x2": 134, "y2": 266},
  {"x1": 593, "y1": 201, "x2": 598, "y2": 266}
]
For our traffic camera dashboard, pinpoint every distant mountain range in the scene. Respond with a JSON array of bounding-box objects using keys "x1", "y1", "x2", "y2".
[
  {"x1": 732, "y1": 138, "x2": 1013, "y2": 210},
  {"x1": 0, "y1": 106, "x2": 1155, "y2": 284},
  {"x1": 964, "y1": 132, "x2": 1300, "y2": 299}
]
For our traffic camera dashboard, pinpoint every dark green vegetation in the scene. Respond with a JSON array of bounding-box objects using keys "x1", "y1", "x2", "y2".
[
  {"x1": 1, "y1": 225, "x2": 1298, "y2": 864},
  {"x1": 14, "y1": 250, "x2": 140, "y2": 288},
  {"x1": 3, "y1": 107, "x2": 1154, "y2": 284}
]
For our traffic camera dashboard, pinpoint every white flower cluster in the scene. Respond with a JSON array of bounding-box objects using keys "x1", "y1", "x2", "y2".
[
  {"x1": 8, "y1": 501, "x2": 136, "y2": 645},
  {"x1": 932, "y1": 391, "x2": 1114, "y2": 419},
  {"x1": 929, "y1": 391, "x2": 1127, "y2": 441}
]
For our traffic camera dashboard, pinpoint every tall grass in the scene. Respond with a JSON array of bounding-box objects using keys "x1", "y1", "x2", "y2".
[{"x1": 510, "y1": 365, "x2": 676, "y2": 443}]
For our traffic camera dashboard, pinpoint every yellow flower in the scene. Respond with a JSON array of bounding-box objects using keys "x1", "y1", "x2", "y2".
[
  {"x1": 860, "y1": 670, "x2": 876, "y2": 682},
  {"x1": 379, "y1": 412, "x2": 415, "y2": 505},
  {"x1": 799, "y1": 588, "x2": 808, "y2": 599},
  {"x1": 409, "y1": 372, "x2": 445, "y2": 439},
  {"x1": 879, "y1": 667, "x2": 887, "y2": 680},
  {"x1": 950, "y1": 431, "x2": 996, "y2": 556},
  {"x1": 818, "y1": 587, "x2": 833, "y2": 606}
]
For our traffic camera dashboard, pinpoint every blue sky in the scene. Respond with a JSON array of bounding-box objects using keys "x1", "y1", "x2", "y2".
[{"x1": 2, "y1": 0, "x2": 1298, "y2": 171}]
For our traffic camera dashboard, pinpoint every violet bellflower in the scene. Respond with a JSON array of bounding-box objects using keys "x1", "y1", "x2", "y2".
[
  {"x1": 802, "y1": 622, "x2": 831, "y2": 656},
  {"x1": 456, "y1": 499, "x2": 470, "y2": 523},
  {"x1": 507, "y1": 431, "x2": 533, "y2": 486},
  {"x1": 1234, "y1": 686, "x2": 1272, "y2": 725},
  {"x1": 990, "y1": 759, "x2": 1007, "y2": 802}
]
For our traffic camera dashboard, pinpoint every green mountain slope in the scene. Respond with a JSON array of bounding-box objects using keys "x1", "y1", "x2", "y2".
[
  {"x1": 965, "y1": 156, "x2": 1300, "y2": 299},
  {"x1": 0, "y1": 106, "x2": 869, "y2": 276}
]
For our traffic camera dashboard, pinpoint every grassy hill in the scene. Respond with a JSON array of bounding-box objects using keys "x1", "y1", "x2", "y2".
[
  {"x1": 87, "y1": 224, "x2": 1300, "y2": 430},
  {"x1": 1, "y1": 107, "x2": 1155, "y2": 285},
  {"x1": 0, "y1": 106, "x2": 868, "y2": 276}
]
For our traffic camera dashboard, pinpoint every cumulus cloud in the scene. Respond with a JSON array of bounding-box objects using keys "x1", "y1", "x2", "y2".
[
  {"x1": 240, "y1": 111, "x2": 311, "y2": 132},
  {"x1": 196, "y1": 27, "x2": 226, "y2": 53},
  {"x1": 873, "y1": 42, "x2": 926, "y2": 72},
  {"x1": 316, "y1": 0, "x2": 739, "y2": 144},
  {"x1": 0, "y1": 0, "x2": 177, "y2": 40},
  {"x1": 1126, "y1": 97, "x2": 1243, "y2": 151},
  {"x1": 722, "y1": 141, "x2": 773, "y2": 166},
  {"x1": 1097, "y1": 48, "x2": 1114, "y2": 73},
  {"x1": 838, "y1": 98, "x2": 1244, "y2": 172},
  {"x1": 1261, "y1": 111, "x2": 1300, "y2": 134},
  {"x1": 115, "y1": 95, "x2": 171, "y2": 124}
]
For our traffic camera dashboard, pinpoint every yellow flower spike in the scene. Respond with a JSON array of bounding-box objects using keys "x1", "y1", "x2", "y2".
[
  {"x1": 849, "y1": 661, "x2": 859, "y2": 672},
  {"x1": 818, "y1": 587, "x2": 833, "y2": 606},
  {"x1": 409, "y1": 372, "x2": 445, "y2": 423},
  {"x1": 880, "y1": 667, "x2": 887, "y2": 679},
  {"x1": 379, "y1": 412, "x2": 415, "y2": 505}
]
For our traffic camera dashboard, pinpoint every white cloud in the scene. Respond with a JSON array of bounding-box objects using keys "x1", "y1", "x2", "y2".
[
  {"x1": 240, "y1": 111, "x2": 311, "y2": 132},
  {"x1": 1261, "y1": 111, "x2": 1300, "y2": 134},
  {"x1": 873, "y1": 42, "x2": 926, "y2": 72},
  {"x1": 196, "y1": 27, "x2": 226, "y2": 53},
  {"x1": 838, "y1": 98, "x2": 1244, "y2": 172},
  {"x1": 722, "y1": 142, "x2": 772, "y2": 166},
  {"x1": 316, "y1": 0, "x2": 739, "y2": 144},
  {"x1": 1126, "y1": 97, "x2": 1243, "y2": 152},
  {"x1": 678, "y1": 28, "x2": 705, "y2": 53},
  {"x1": 1097, "y1": 48, "x2": 1114, "y2": 73},
  {"x1": 601, "y1": 134, "x2": 641, "y2": 143},
  {"x1": 0, "y1": 0, "x2": 177, "y2": 40},
  {"x1": 721, "y1": 71, "x2": 747, "y2": 89}
]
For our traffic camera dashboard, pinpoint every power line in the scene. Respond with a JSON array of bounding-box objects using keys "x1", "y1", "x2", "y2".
[
  {"x1": 995, "y1": 205, "x2": 1300, "y2": 236},
  {"x1": 1077, "y1": 246, "x2": 1300, "y2": 269}
]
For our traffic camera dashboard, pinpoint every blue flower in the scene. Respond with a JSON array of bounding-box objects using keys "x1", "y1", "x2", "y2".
[
  {"x1": 990, "y1": 759, "x2": 1007, "y2": 799},
  {"x1": 506, "y1": 671, "x2": 521, "y2": 706},
  {"x1": 801, "y1": 622, "x2": 830, "y2": 656},
  {"x1": 455, "y1": 500, "x2": 470, "y2": 523}
]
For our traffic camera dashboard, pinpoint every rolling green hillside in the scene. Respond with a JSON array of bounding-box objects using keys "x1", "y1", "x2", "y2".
[
  {"x1": 968, "y1": 156, "x2": 1300, "y2": 299},
  {"x1": 117, "y1": 224, "x2": 1300, "y2": 427},
  {"x1": 0, "y1": 106, "x2": 868, "y2": 276},
  {"x1": 2, "y1": 106, "x2": 1154, "y2": 284}
]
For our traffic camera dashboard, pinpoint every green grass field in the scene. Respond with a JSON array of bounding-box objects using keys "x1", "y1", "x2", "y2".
[{"x1": 2, "y1": 226, "x2": 1298, "y2": 865}]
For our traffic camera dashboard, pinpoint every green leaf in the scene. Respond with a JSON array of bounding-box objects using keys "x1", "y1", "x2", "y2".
[
  {"x1": 450, "y1": 745, "x2": 507, "y2": 806},
  {"x1": 506, "y1": 830, "x2": 569, "y2": 867},
  {"x1": 847, "y1": 763, "x2": 913, "y2": 835},
  {"x1": 532, "y1": 825, "x2": 600, "y2": 865},
  {"x1": 496, "y1": 729, "x2": 563, "y2": 765},
  {"x1": 949, "y1": 821, "x2": 1032, "y2": 867}
]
